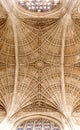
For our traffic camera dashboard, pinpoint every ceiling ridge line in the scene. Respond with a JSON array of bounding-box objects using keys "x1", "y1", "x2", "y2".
[
  {"x1": 7, "y1": 14, "x2": 19, "y2": 118},
  {"x1": 61, "y1": 14, "x2": 69, "y2": 115}
]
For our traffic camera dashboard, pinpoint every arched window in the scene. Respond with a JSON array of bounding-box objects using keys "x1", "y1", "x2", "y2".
[
  {"x1": 17, "y1": 118, "x2": 60, "y2": 130},
  {"x1": 17, "y1": 0, "x2": 60, "y2": 12}
]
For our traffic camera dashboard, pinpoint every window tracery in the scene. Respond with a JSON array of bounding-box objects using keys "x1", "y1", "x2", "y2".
[
  {"x1": 18, "y1": 0, "x2": 60, "y2": 12},
  {"x1": 17, "y1": 119, "x2": 60, "y2": 130}
]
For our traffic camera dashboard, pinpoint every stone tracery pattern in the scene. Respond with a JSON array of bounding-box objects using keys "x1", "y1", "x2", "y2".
[
  {"x1": 18, "y1": 0, "x2": 60, "y2": 12},
  {"x1": 17, "y1": 118, "x2": 60, "y2": 130},
  {"x1": 0, "y1": 0, "x2": 80, "y2": 130}
]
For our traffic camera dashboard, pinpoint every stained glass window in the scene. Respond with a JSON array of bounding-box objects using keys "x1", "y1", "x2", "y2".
[
  {"x1": 26, "y1": 121, "x2": 33, "y2": 130},
  {"x1": 54, "y1": 128, "x2": 59, "y2": 130},
  {"x1": 17, "y1": 118, "x2": 60, "y2": 130},
  {"x1": 18, "y1": 128, "x2": 23, "y2": 130},
  {"x1": 35, "y1": 119, "x2": 42, "y2": 130},
  {"x1": 44, "y1": 120, "x2": 50, "y2": 130},
  {"x1": 18, "y1": 0, "x2": 60, "y2": 12}
]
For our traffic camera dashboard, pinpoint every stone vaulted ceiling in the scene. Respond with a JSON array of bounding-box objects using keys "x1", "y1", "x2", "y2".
[{"x1": 0, "y1": 0, "x2": 80, "y2": 130}]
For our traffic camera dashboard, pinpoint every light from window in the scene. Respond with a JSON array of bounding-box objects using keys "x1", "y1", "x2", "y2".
[{"x1": 18, "y1": 0, "x2": 60, "y2": 12}]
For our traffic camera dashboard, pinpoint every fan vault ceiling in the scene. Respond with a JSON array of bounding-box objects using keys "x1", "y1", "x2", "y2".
[{"x1": 0, "y1": 0, "x2": 80, "y2": 130}]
